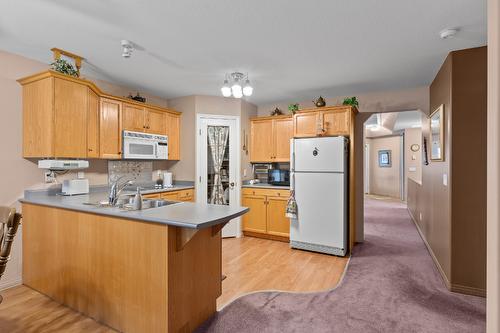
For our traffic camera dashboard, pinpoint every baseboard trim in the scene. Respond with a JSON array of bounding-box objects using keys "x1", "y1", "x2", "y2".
[
  {"x1": 407, "y1": 208, "x2": 452, "y2": 289},
  {"x1": 407, "y1": 208, "x2": 486, "y2": 298},
  {"x1": 242, "y1": 231, "x2": 289, "y2": 243},
  {"x1": 451, "y1": 283, "x2": 486, "y2": 297},
  {"x1": 0, "y1": 277, "x2": 22, "y2": 291}
]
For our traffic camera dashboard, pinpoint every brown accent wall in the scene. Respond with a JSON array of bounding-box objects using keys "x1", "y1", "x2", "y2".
[{"x1": 408, "y1": 46, "x2": 487, "y2": 296}]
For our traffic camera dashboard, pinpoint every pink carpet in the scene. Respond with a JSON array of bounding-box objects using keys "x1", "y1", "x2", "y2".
[{"x1": 197, "y1": 198, "x2": 486, "y2": 332}]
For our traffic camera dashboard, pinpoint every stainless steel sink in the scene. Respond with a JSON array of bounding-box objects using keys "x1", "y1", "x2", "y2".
[{"x1": 83, "y1": 198, "x2": 179, "y2": 211}]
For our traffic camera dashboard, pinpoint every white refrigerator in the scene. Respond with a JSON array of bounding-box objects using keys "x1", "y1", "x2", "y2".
[{"x1": 290, "y1": 136, "x2": 348, "y2": 256}]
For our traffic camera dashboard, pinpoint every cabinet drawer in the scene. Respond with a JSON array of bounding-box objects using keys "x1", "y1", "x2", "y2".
[
  {"x1": 160, "y1": 192, "x2": 179, "y2": 200},
  {"x1": 143, "y1": 193, "x2": 161, "y2": 199},
  {"x1": 242, "y1": 188, "x2": 289, "y2": 198}
]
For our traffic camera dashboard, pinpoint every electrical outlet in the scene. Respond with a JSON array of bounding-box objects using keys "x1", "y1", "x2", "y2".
[
  {"x1": 44, "y1": 171, "x2": 56, "y2": 183},
  {"x1": 243, "y1": 168, "x2": 247, "y2": 177}
]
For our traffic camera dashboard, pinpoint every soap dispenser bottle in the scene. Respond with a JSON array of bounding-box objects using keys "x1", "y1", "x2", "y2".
[{"x1": 133, "y1": 187, "x2": 143, "y2": 210}]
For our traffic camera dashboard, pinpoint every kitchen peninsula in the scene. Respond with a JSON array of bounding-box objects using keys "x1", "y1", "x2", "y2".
[{"x1": 20, "y1": 188, "x2": 248, "y2": 332}]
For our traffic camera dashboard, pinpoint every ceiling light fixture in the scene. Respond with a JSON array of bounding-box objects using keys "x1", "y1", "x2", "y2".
[
  {"x1": 221, "y1": 72, "x2": 253, "y2": 98},
  {"x1": 439, "y1": 28, "x2": 459, "y2": 39},
  {"x1": 121, "y1": 40, "x2": 134, "y2": 58}
]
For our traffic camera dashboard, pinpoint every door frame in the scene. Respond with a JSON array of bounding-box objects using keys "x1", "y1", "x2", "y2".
[
  {"x1": 364, "y1": 142, "x2": 370, "y2": 194},
  {"x1": 196, "y1": 113, "x2": 242, "y2": 237}
]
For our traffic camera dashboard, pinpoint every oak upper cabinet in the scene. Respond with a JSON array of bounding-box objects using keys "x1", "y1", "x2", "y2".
[
  {"x1": 19, "y1": 74, "x2": 91, "y2": 158},
  {"x1": 87, "y1": 89, "x2": 100, "y2": 158},
  {"x1": 322, "y1": 109, "x2": 350, "y2": 136},
  {"x1": 122, "y1": 103, "x2": 145, "y2": 132},
  {"x1": 99, "y1": 98, "x2": 122, "y2": 159},
  {"x1": 293, "y1": 112, "x2": 319, "y2": 138},
  {"x1": 293, "y1": 106, "x2": 353, "y2": 138},
  {"x1": 273, "y1": 118, "x2": 293, "y2": 162},
  {"x1": 19, "y1": 70, "x2": 182, "y2": 160},
  {"x1": 166, "y1": 113, "x2": 180, "y2": 160},
  {"x1": 146, "y1": 108, "x2": 167, "y2": 135},
  {"x1": 242, "y1": 188, "x2": 290, "y2": 240},
  {"x1": 250, "y1": 119, "x2": 274, "y2": 162},
  {"x1": 250, "y1": 116, "x2": 293, "y2": 162}
]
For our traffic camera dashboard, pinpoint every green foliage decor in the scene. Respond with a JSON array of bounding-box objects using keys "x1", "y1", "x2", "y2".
[
  {"x1": 51, "y1": 59, "x2": 79, "y2": 77},
  {"x1": 342, "y1": 96, "x2": 359, "y2": 107},
  {"x1": 288, "y1": 103, "x2": 299, "y2": 114}
]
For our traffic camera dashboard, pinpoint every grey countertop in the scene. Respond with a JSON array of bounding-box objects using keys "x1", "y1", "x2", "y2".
[
  {"x1": 20, "y1": 186, "x2": 248, "y2": 230},
  {"x1": 242, "y1": 184, "x2": 290, "y2": 190}
]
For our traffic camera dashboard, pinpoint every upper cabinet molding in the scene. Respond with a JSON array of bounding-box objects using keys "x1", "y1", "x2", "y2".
[{"x1": 17, "y1": 70, "x2": 180, "y2": 116}]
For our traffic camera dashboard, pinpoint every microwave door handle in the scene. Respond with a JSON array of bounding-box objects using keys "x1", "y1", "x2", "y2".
[{"x1": 155, "y1": 143, "x2": 158, "y2": 159}]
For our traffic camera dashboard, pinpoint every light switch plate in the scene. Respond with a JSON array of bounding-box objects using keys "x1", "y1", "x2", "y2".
[
  {"x1": 443, "y1": 173, "x2": 448, "y2": 186},
  {"x1": 408, "y1": 167, "x2": 417, "y2": 172},
  {"x1": 243, "y1": 168, "x2": 247, "y2": 177}
]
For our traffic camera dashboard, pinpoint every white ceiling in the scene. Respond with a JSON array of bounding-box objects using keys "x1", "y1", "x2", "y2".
[
  {"x1": 0, "y1": 0, "x2": 486, "y2": 105},
  {"x1": 365, "y1": 110, "x2": 422, "y2": 138}
]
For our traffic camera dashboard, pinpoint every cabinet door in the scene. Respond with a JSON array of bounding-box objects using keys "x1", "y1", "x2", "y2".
[
  {"x1": 273, "y1": 118, "x2": 293, "y2": 162},
  {"x1": 177, "y1": 189, "x2": 194, "y2": 202},
  {"x1": 143, "y1": 193, "x2": 161, "y2": 199},
  {"x1": 322, "y1": 109, "x2": 350, "y2": 136},
  {"x1": 293, "y1": 112, "x2": 319, "y2": 138},
  {"x1": 100, "y1": 98, "x2": 122, "y2": 159},
  {"x1": 87, "y1": 89, "x2": 100, "y2": 158},
  {"x1": 146, "y1": 109, "x2": 167, "y2": 135},
  {"x1": 166, "y1": 114, "x2": 180, "y2": 160},
  {"x1": 267, "y1": 196, "x2": 290, "y2": 238},
  {"x1": 241, "y1": 195, "x2": 267, "y2": 233},
  {"x1": 122, "y1": 103, "x2": 145, "y2": 132},
  {"x1": 54, "y1": 78, "x2": 88, "y2": 158},
  {"x1": 161, "y1": 192, "x2": 180, "y2": 201},
  {"x1": 250, "y1": 120, "x2": 274, "y2": 162}
]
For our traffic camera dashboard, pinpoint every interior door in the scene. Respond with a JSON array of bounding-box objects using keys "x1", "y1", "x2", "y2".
[
  {"x1": 122, "y1": 103, "x2": 145, "y2": 132},
  {"x1": 197, "y1": 115, "x2": 240, "y2": 238}
]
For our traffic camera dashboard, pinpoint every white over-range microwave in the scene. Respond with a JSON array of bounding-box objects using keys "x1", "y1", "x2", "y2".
[{"x1": 122, "y1": 130, "x2": 168, "y2": 160}]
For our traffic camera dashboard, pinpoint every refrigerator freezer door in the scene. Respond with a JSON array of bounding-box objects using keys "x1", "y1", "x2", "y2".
[
  {"x1": 293, "y1": 137, "x2": 346, "y2": 173},
  {"x1": 290, "y1": 171, "x2": 347, "y2": 255}
]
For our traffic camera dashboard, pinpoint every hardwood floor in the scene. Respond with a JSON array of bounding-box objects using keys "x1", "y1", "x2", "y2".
[
  {"x1": 218, "y1": 236, "x2": 349, "y2": 308},
  {"x1": 0, "y1": 285, "x2": 114, "y2": 332},
  {"x1": 0, "y1": 236, "x2": 348, "y2": 331}
]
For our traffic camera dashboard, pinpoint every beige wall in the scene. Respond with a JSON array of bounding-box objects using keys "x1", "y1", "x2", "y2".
[
  {"x1": 404, "y1": 128, "x2": 422, "y2": 185},
  {"x1": 0, "y1": 50, "x2": 172, "y2": 289},
  {"x1": 367, "y1": 136, "x2": 401, "y2": 198},
  {"x1": 166, "y1": 95, "x2": 257, "y2": 182},
  {"x1": 257, "y1": 86, "x2": 430, "y2": 116},
  {"x1": 487, "y1": 0, "x2": 500, "y2": 329}
]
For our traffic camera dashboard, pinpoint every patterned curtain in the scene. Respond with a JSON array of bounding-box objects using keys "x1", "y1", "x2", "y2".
[{"x1": 208, "y1": 126, "x2": 229, "y2": 204}]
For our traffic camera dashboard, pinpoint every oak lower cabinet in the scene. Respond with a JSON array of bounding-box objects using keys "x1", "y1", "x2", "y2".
[
  {"x1": 242, "y1": 188, "x2": 290, "y2": 241},
  {"x1": 143, "y1": 189, "x2": 195, "y2": 202},
  {"x1": 250, "y1": 116, "x2": 293, "y2": 162}
]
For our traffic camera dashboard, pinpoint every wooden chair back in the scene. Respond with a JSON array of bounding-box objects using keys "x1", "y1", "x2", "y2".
[{"x1": 0, "y1": 207, "x2": 22, "y2": 303}]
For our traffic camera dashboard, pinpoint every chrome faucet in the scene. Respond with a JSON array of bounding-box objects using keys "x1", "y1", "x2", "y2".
[{"x1": 108, "y1": 176, "x2": 135, "y2": 206}]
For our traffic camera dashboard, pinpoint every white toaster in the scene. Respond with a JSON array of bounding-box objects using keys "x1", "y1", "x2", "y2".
[{"x1": 61, "y1": 179, "x2": 90, "y2": 196}]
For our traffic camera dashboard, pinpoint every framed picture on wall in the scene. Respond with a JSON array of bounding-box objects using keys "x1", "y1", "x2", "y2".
[{"x1": 378, "y1": 150, "x2": 392, "y2": 167}]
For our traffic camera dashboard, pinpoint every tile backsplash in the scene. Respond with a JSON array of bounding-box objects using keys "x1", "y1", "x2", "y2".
[{"x1": 108, "y1": 161, "x2": 153, "y2": 185}]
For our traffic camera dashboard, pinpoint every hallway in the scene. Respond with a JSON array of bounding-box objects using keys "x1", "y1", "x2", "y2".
[{"x1": 198, "y1": 197, "x2": 486, "y2": 332}]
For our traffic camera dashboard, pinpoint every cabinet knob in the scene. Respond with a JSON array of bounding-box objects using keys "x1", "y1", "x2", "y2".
[{"x1": 88, "y1": 149, "x2": 93, "y2": 152}]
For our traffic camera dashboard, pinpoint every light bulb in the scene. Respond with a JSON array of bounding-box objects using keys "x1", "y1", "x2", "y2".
[
  {"x1": 243, "y1": 79, "x2": 253, "y2": 96},
  {"x1": 232, "y1": 84, "x2": 243, "y2": 98},
  {"x1": 221, "y1": 80, "x2": 231, "y2": 97}
]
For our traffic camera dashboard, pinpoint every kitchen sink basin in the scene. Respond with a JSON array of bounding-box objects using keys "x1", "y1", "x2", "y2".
[{"x1": 83, "y1": 198, "x2": 179, "y2": 211}]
